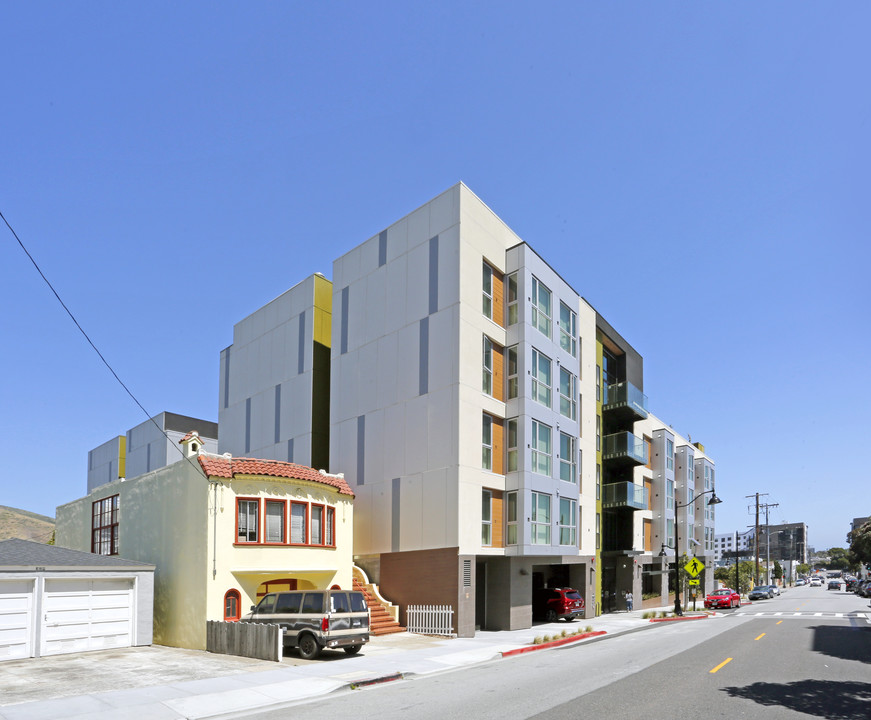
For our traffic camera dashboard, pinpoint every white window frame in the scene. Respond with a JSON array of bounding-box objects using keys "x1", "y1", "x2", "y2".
[
  {"x1": 531, "y1": 420, "x2": 552, "y2": 476},
  {"x1": 507, "y1": 272, "x2": 518, "y2": 325},
  {"x1": 507, "y1": 345, "x2": 518, "y2": 399},
  {"x1": 483, "y1": 336, "x2": 493, "y2": 396},
  {"x1": 531, "y1": 348, "x2": 552, "y2": 408},
  {"x1": 482, "y1": 489, "x2": 492, "y2": 546},
  {"x1": 482, "y1": 414, "x2": 493, "y2": 471},
  {"x1": 559, "y1": 301, "x2": 577, "y2": 356},
  {"x1": 531, "y1": 276, "x2": 552, "y2": 338},
  {"x1": 531, "y1": 491, "x2": 551, "y2": 545},
  {"x1": 506, "y1": 490, "x2": 518, "y2": 545},
  {"x1": 507, "y1": 418, "x2": 518, "y2": 472},
  {"x1": 483, "y1": 262, "x2": 493, "y2": 319},
  {"x1": 559, "y1": 367, "x2": 576, "y2": 420},
  {"x1": 559, "y1": 431, "x2": 577, "y2": 483},
  {"x1": 559, "y1": 498, "x2": 577, "y2": 546}
]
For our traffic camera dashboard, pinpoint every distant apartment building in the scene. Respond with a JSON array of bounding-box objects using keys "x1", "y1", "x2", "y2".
[
  {"x1": 219, "y1": 183, "x2": 720, "y2": 635},
  {"x1": 87, "y1": 412, "x2": 218, "y2": 493}
]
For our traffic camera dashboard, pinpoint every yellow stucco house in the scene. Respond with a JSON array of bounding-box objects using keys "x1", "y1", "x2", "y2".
[{"x1": 56, "y1": 436, "x2": 355, "y2": 650}]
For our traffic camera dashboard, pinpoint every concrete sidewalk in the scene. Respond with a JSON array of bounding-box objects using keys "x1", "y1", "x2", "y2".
[{"x1": 0, "y1": 606, "x2": 710, "y2": 720}]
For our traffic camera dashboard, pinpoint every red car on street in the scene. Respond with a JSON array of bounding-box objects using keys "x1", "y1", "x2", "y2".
[{"x1": 704, "y1": 587, "x2": 741, "y2": 609}]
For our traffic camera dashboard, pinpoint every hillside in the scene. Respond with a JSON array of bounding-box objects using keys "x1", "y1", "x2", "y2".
[{"x1": 0, "y1": 505, "x2": 56, "y2": 543}]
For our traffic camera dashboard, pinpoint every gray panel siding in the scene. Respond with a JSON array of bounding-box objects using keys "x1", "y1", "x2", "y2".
[
  {"x1": 419, "y1": 317, "x2": 429, "y2": 396},
  {"x1": 392, "y1": 477, "x2": 401, "y2": 552},
  {"x1": 297, "y1": 311, "x2": 306, "y2": 375},
  {"x1": 223, "y1": 347, "x2": 231, "y2": 409},
  {"x1": 356, "y1": 415, "x2": 365, "y2": 486},
  {"x1": 428, "y1": 235, "x2": 439, "y2": 314},
  {"x1": 287, "y1": 438, "x2": 294, "y2": 462},
  {"x1": 341, "y1": 287, "x2": 350, "y2": 355},
  {"x1": 274, "y1": 384, "x2": 281, "y2": 444}
]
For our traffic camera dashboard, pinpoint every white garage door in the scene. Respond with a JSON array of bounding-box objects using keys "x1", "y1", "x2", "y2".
[
  {"x1": 0, "y1": 580, "x2": 34, "y2": 661},
  {"x1": 41, "y1": 578, "x2": 133, "y2": 656}
]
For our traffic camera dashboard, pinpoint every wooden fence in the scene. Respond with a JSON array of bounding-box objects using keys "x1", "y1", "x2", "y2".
[
  {"x1": 206, "y1": 621, "x2": 282, "y2": 662},
  {"x1": 406, "y1": 605, "x2": 455, "y2": 637}
]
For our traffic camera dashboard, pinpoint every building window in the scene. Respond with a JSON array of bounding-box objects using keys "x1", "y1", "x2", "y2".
[
  {"x1": 596, "y1": 463, "x2": 601, "y2": 500},
  {"x1": 507, "y1": 273, "x2": 518, "y2": 325},
  {"x1": 531, "y1": 348, "x2": 552, "y2": 408},
  {"x1": 531, "y1": 491, "x2": 551, "y2": 544},
  {"x1": 559, "y1": 302, "x2": 577, "y2": 356},
  {"x1": 596, "y1": 415, "x2": 600, "y2": 451},
  {"x1": 596, "y1": 364, "x2": 601, "y2": 401},
  {"x1": 667, "y1": 479, "x2": 674, "y2": 507},
  {"x1": 325, "y1": 507, "x2": 335, "y2": 546},
  {"x1": 667, "y1": 518, "x2": 675, "y2": 548},
  {"x1": 224, "y1": 589, "x2": 241, "y2": 621},
  {"x1": 311, "y1": 504, "x2": 324, "y2": 545},
  {"x1": 531, "y1": 420, "x2": 552, "y2": 476},
  {"x1": 560, "y1": 432, "x2": 577, "y2": 483},
  {"x1": 559, "y1": 498, "x2": 577, "y2": 546},
  {"x1": 531, "y1": 276, "x2": 552, "y2": 338},
  {"x1": 482, "y1": 489, "x2": 492, "y2": 546},
  {"x1": 483, "y1": 336, "x2": 493, "y2": 395},
  {"x1": 237, "y1": 499, "x2": 259, "y2": 543},
  {"x1": 666, "y1": 439, "x2": 674, "y2": 470},
  {"x1": 265, "y1": 500, "x2": 286, "y2": 544},
  {"x1": 483, "y1": 262, "x2": 494, "y2": 319},
  {"x1": 482, "y1": 413, "x2": 493, "y2": 470},
  {"x1": 559, "y1": 367, "x2": 576, "y2": 420},
  {"x1": 507, "y1": 418, "x2": 518, "y2": 472},
  {"x1": 596, "y1": 512, "x2": 600, "y2": 549},
  {"x1": 290, "y1": 502, "x2": 307, "y2": 544},
  {"x1": 507, "y1": 346, "x2": 518, "y2": 399},
  {"x1": 91, "y1": 494, "x2": 119, "y2": 556},
  {"x1": 506, "y1": 491, "x2": 518, "y2": 545}
]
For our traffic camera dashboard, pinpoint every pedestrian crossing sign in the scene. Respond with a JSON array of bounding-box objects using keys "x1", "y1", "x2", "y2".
[{"x1": 684, "y1": 558, "x2": 705, "y2": 577}]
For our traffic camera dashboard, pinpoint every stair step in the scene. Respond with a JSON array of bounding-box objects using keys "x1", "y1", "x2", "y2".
[{"x1": 353, "y1": 576, "x2": 405, "y2": 636}]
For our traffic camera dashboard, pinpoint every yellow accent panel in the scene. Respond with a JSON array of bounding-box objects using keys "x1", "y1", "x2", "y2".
[
  {"x1": 118, "y1": 435, "x2": 126, "y2": 479},
  {"x1": 313, "y1": 275, "x2": 333, "y2": 347}
]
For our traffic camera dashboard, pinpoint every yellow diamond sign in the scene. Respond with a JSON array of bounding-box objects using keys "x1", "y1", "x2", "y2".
[{"x1": 684, "y1": 558, "x2": 705, "y2": 577}]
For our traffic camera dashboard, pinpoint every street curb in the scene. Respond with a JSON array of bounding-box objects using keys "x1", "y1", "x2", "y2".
[
  {"x1": 648, "y1": 614, "x2": 710, "y2": 623},
  {"x1": 501, "y1": 630, "x2": 607, "y2": 657},
  {"x1": 348, "y1": 672, "x2": 405, "y2": 690}
]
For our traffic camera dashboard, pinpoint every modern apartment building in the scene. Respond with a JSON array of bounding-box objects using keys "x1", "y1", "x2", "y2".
[{"x1": 218, "y1": 183, "x2": 718, "y2": 635}]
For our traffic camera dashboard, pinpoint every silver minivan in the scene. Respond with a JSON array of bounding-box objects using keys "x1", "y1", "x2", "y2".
[{"x1": 243, "y1": 589, "x2": 369, "y2": 659}]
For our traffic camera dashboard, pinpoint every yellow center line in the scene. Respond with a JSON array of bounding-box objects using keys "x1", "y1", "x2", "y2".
[
  {"x1": 776, "y1": 620, "x2": 783, "y2": 625},
  {"x1": 710, "y1": 658, "x2": 733, "y2": 674},
  {"x1": 755, "y1": 633, "x2": 766, "y2": 641}
]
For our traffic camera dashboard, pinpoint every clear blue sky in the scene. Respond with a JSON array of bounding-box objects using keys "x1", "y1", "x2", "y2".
[{"x1": 2, "y1": 3, "x2": 868, "y2": 551}]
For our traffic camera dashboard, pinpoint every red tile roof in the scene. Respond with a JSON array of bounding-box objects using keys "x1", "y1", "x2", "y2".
[{"x1": 197, "y1": 455, "x2": 354, "y2": 497}]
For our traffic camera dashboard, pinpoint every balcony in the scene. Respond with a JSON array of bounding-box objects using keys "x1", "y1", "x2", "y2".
[
  {"x1": 602, "y1": 482, "x2": 648, "y2": 511},
  {"x1": 603, "y1": 381, "x2": 648, "y2": 423},
  {"x1": 602, "y1": 432, "x2": 648, "y2": 465}
]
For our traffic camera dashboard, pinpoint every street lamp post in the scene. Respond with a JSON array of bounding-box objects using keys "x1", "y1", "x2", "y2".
[{"x1": 660, "y1": 488, "x2": 722, "y2": 616}]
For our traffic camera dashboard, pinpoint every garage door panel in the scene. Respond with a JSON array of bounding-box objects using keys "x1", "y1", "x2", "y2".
[
  {"x1": 41, "y1": 579, "x2": 133, "y2": 656},
  {"x1": 0, "y1": 581, "x2": 33, "y2": 662}
]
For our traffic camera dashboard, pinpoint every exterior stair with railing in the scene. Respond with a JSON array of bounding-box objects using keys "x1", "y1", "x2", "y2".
[{"x1": 352, "y1": 576, "x2": 405, "y2": 636}]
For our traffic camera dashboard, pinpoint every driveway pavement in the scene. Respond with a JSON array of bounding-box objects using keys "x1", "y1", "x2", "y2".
[{"x1": 0, "y1": 606, "x2": 703, "y2": 720}]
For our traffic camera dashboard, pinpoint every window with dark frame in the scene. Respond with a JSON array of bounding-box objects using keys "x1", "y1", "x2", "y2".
[{"x1": 91, "y1": 494, "x2": 119, "y2": 556}]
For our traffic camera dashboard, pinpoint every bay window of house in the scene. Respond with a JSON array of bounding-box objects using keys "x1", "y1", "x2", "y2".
[
  {"x1": 506, "y1": 418, "x2": 518, "y2": 472},
  {"x1": 531, "y1": 276, "x2": 552, "y2": 338},
  {"x1": 559, "y1": 498, "x2": 577, "y2": 546},
  {"x1": 531, "y1": 348, "x2": 552, "y2": 408},
  {"x1": 506, "y1": 490, "x2": 518, "y2": 545},
  {"x1": 265, "y1": 500, "x2": 286, "y2": 544},
  {"x1": 531, "y1": 491, "x2": 551, "y2": 544},
  {"x1": 311, "y1": 504, "x2": 324, "y2": 545},
  {"x1": 482, "y1": 413, "x2": 493, "y2": 470},
  {"x1": 290, "y1": 502, "x2": 307, "y2": 544},
  {"x1": 482, "y1": 489, "x2": 492, "y2": 546},
  {"x1": 92, "y1": 494, "x2": 119, "y2": 556},
  {"x1": 559, "y1": 301, "x2": 577, "y2": 356},
  {"x1": 483, "y1": 336, "x2": 493, "y2": 395},
  {"x1": 531, "y1": 420, "x2": 552, "y2": 476},
  {"x1": 325, "y1": 507, "x2": 335, "y2": 546},
  {"x1": 507, "y1": 272, "x2": 518, "y2": 325},
  {"x1": 559, "y1": 367, "x2": 576, "y2": 420},
  {"x1": 507, "y1": 345, "x2": 518, "y2": 399},
  {"x1": 483, "y1": 262, "x2": 494, "y2": 319},
  {"x1": 237, "y1": 498, "x2": 259, "y2": 543},
  {"x1": 559, "y1": 431, "x2": 577, "y2": 483}
]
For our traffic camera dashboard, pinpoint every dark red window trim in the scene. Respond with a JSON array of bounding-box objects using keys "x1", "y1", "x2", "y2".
[{"x1": 224, "y1": 589, "x2": 241, "y2": 621}]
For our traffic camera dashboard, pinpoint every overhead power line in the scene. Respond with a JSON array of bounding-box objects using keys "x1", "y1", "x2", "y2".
[{"x1": 1, "y1": 209, "x2": 206, "y2": 479}]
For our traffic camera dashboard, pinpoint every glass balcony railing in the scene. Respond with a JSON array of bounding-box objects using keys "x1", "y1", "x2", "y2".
[
  {"x1": 603, "y1": 381, "x2": 648, "y2": 420},
  {"x1": 602, "y1": 432, "x2": 648, "y2": 465},
  {"x1": 602, "y1": 482, "x2": 648, "y2": 510}
]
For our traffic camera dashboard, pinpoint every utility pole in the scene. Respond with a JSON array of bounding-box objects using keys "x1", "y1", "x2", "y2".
[
  {"x1": 759, "y1": 502, "x2": 779, "y2": 584},
  {"x1": 746, "y1": 493, "x2": 768, "y2": 585}
]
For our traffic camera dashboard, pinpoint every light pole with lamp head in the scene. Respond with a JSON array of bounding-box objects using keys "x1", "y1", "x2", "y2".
[{"x1": 660, "y1": 488, "x2": 722, "y2": 616}]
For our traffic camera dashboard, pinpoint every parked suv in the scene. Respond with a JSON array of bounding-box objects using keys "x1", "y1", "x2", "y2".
[
  {"x1": 243, "y1": 589, "x2": 369, "y2": 659},
  {"x1": 533, "y1": 587, "x2": 585, "y2": 622}
]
